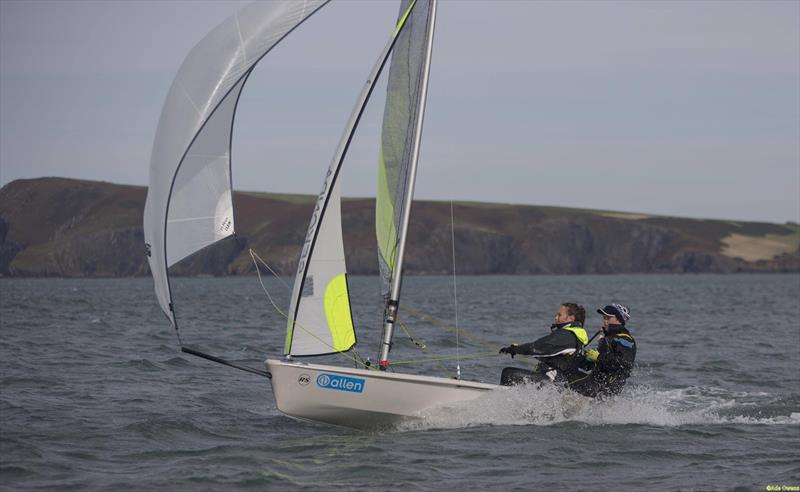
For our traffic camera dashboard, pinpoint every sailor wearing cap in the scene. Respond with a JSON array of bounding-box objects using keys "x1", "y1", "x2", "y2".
[{"x1": 570, "y1": 303, "x2": 636, "y2": 398}]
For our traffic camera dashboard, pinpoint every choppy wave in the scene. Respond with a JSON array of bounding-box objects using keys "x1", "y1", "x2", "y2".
[
  {"x1": 395, "y1": 384, "x2": 800, "y2": 431},
  {"x1": 3, "y1": 275, "x2": 799, "y2": 490}
]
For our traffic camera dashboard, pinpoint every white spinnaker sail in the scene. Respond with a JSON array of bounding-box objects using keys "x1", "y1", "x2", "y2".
[
  {"x1": 143, "y1": 0, "x2": 329, "y2": 327},
  {"x1": 284, "y1": 0, "x2": 421, "y2": 357}
]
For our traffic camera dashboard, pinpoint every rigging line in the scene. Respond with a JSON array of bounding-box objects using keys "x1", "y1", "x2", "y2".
[
  {"x1": 249, "y1": 248, "x2": 292, "y2": 291},
  {"x1": 249, "y1": 250, "x2": 371, "y2": 370},
  {"x1": 249, "y1": 252, "x2": 505, "y2": 371},
  {"x1": 396, "y1": 316, "x2": 453, "y2": 373},
  {"x1": 450, "y1": 200, "x2": 460, "y2": 379},
  {"x1": 397, "y1": 317, "x2": 427, "y2": 350},
  {"x1": 391, "y1": 352, "x2": 498, "y2": 366},
  {"x1": 401, "y1": 304, "x2": 540, "y2": 370},
  {"x1": 249, "y1": 248, "x2": 371, "y2": 367},
  {"x1": 401, "y1": 305, "x2": 496, "y2": 350},
  {"x1": 249, "y1": 249, "x2": 292, "y2": 320},
  {"x1": 350, "y1": 348, "x2": 370, "y2": 369}
]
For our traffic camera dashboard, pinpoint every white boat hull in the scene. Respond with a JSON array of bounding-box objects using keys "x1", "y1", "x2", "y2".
[{"x1": 266, "y1": 359, "x2": 498, "y2": 429}]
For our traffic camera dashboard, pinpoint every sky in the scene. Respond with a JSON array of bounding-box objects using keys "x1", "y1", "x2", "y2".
[{"x1": 1, "y1": 0, "x2": 798, "y2": 223}]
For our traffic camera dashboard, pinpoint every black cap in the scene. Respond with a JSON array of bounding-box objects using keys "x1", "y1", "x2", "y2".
[{"x1": 597, "y1": 303, "x2": 631, "y2": 324}]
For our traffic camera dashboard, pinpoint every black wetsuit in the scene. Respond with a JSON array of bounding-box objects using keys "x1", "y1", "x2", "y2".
[
  {"x1": 569, "y1": 325, "x2": 636, "y2": 398},
  {"x1": 500, "y1": 323, "x2": 588, "y2": 386}
]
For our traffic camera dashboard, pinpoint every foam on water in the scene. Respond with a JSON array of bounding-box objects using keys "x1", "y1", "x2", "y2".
[
  {"x1": 395, "y1": 384, "x2": 800, "y2": 431},
  {"x1": 3, "y1": 275, "x2": 799, "y2": 489}
]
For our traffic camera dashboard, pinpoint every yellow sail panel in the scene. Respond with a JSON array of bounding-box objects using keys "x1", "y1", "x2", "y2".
[
  {"x1": 392, "y1": 0, "x2": 417, "y2": 38},
  {"x1": 283, "y1": 320, "x2": 295, "y2": 354},
  {"x1": 324, "y1": 274, "x2": 356, "y2": 352},
  {"x1": 376, "y1": 150, "x2": 398, "y2": 273}
]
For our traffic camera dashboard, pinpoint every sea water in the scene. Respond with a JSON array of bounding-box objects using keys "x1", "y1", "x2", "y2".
[{"x1": 1, "y1": 274, "x2": 798, "y2": 490}]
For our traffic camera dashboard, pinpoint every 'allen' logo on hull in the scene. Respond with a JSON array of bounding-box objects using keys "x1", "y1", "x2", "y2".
[{"x1": 316, "y1": 373, "x2": 365, "y2": 393}]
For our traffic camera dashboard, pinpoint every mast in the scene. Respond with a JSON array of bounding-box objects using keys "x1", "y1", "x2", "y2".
[
  {"x1": 285, "y1": 0, "x2": 421, "y2": 357},
  {"x1": 378, "y1": 0, "x2": 438, "y2": 370}
]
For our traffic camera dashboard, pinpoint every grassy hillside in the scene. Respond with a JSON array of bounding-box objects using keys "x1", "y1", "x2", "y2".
[{"x1": 1, "y1": 177, "x2": 797, "y2": 277}]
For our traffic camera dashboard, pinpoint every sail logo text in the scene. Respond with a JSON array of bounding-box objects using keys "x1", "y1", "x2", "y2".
[
  {"x1": 296, "y1": 167, "x2": 334, "y2": 277},
  {"x1": 316, "y1": 374, "x2": 364, "y2": 393}
]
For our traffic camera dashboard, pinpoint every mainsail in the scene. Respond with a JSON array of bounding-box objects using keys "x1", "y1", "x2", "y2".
[
  {"x1": 376, "y1": 0, "x2": 435, "y2": 297},
  {"x1": 377, "y1": 0, "x2": 437, "y2": 368},
  {"x1": 284, "y1": 1, "x2": 421, "y2": 357},
  {"x1": 143, "y1": 0, "x2": 328, "y2": 328}
]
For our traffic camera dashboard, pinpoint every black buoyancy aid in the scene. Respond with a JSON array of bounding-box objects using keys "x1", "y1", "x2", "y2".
[
  {"x1": 529, "y1": 322, "x2": 588, "y2": 356},
  {"x1": 527, "y1": 323, "x2": 590, "y2": 384},
  {"x1": 569, "y1": 325, "x2": 636, "y2": 397}
]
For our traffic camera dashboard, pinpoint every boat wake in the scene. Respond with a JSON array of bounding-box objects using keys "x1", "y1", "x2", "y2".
[{"x1": 394, "y1": 383, "x2": 800, "y2": 431}]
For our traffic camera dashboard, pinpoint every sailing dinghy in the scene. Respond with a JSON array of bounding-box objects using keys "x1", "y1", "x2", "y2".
[{"x1": 144, "y1": 0, "x2": 497, "y2": 430}]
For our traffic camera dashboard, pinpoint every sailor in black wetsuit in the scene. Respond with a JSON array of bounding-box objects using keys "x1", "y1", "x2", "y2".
[
  {"x1": 569, "y1": 303, "x2": 636, "y2": 398},
  {"x1": 498, "y1": 302, "x2": 589, "y2": 386}
]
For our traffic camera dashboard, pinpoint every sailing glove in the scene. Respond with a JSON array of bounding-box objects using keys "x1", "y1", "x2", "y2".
[
  {"x1": 585, "y1": 348, "x2": 599, "y2": 362},
  {"x1": 499, "y1": 344, "x2": 519, "y2": 358}
]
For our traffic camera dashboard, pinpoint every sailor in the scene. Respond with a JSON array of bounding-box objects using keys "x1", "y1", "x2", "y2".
[
  {"x1": 498, "y1": 302, "x2": 589, "y2": 386},
  {"x1": 569, "y1": 303, "x2": 636, "y2": 398}
]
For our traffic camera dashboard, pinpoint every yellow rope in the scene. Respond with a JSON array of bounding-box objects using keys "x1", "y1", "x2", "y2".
[
  {"x1": 248, "y1": 249, "x2": 527, "y2": 372},
  {"x1": 397, "y1": 317, "x2": 426, "y2": 350},
  {"x1": 249, "y1": 249, "x2": 372, "y2": 370},
  {"x1": 402, "y1": 305, "x2": 538, "y2": 369},
  {"x1": 391, "y1": 351, "x2": 498, "y2": 366},
  {"x1": 402, "y1": 305, "x2": 497, "y2": 350},
  {"x1": 396, "y1": 316, "x2": 454, "y2": 372}
]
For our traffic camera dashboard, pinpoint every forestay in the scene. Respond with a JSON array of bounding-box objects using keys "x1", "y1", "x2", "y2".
[{"x1": 143, "y1": 0, "x2": 328, "y2": 327}]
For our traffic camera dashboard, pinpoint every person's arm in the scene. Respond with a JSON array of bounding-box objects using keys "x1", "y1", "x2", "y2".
[
  {"x1": 500, "y1": 329, "x2": 581, "y2": 358},
  {"x1": 498, "y1": 341, "x2": 536, "y2": 358}
]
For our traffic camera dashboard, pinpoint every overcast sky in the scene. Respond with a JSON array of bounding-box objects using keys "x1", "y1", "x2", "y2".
[{"x1": 1, "y1": 0, "x2": 798, "y2": 223}]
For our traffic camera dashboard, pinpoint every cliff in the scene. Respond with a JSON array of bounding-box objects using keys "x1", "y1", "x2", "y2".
[{"x1": 1, "y1": 177, "x2": 797, "y2": 277}]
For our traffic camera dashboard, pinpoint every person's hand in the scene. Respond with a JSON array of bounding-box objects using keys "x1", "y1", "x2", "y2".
[
  {"x1": 585, "y1": 348, "x2": 599, "y2": 362},
  {"x1": 499, "y1": 344, "x2": 518, "y2": 358}
]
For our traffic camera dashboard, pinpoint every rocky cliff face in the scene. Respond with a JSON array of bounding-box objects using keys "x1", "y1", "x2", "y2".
[{"x1": 1, "y1": 178, "x2": 797, "y2": 277}]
